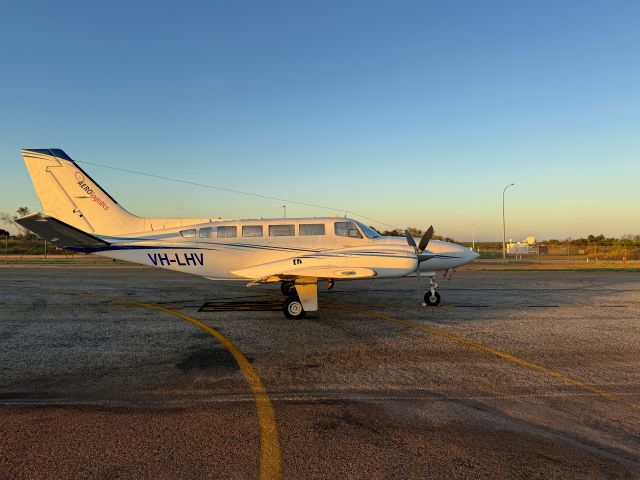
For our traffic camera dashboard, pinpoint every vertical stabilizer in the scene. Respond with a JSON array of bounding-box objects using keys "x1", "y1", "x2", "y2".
[{"x1": 21, "y1": 149, "x2": 145, "y2": 235}]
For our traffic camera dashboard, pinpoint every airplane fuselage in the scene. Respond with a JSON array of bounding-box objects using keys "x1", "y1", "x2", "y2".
[{"x1": 81, "y1": 217, "x2": 478, "y2": 281}]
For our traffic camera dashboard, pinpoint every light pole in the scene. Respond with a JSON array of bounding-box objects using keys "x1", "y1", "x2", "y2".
[
  {"x1": 502, "y1": 183, "x2": 515, "y2": 261},
  {"x1": 472, "y1": 223, "x2": 475, "y2": 251},
  {"x1": 282, "y1": 205, "x2": 286, "y2": 218}
]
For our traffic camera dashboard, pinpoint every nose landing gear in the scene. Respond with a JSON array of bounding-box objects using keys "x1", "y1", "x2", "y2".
[
  {"x1": 424, "y1": 290, "x2": 441, "y2": 306},
  {"x1": 422, "y1": 276, "x2": 441, "y2": 307}
]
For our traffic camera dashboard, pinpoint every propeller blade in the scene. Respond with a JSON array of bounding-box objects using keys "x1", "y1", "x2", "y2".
[
  {"x1": 417, "y1": 225, "x2": 434, "y2": 253},
  {"x1": 404, "y1": 230, "x2": 417, "y2": 250},
  {"x1": 417, "y1": 253, "x2": 435, "y2": 262}
]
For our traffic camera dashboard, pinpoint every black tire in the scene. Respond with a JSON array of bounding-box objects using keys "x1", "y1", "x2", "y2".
[
  {"x1": 281, "y1": 281, "x2": 296, "y2": 296},
  {"x1": 424, "y1": 291, "x2": 441, "y2": 306},
  {"x1": 283, "y1": 296, "x2": 306, "y2": 319}
]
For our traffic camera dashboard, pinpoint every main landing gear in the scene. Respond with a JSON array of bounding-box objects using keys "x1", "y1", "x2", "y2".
[
  {"x1": 281, "y1": 281, "x2": 306, "y2": 318},
  {"x1": 283, "y1": 295, "x2": 306, "y2": 319},
  {"x1": 280, "y1": 280, "x2": 317, "y2": 319},
  {"x1": 281, "y1": 281, "x2": 296, "y2": 296},
  {"x1": 422, "y1": 276, "x2": 441, "y2": 307},
  {"x1": 282, "y1": 279, "x2": 333, "y2": 294}
]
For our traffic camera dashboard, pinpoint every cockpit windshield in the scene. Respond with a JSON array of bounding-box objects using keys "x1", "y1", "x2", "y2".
[{"x1": 356, "y1": 221, "x2": 381, "y2": 239}]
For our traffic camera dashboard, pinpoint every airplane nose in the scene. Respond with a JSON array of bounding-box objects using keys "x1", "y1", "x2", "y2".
[
  {"x1": 459, "y1": 246, "x2": 479, "y2": 263},
  {"x1": 448, "y1": 244, "x2": 479, "y2": 266}
]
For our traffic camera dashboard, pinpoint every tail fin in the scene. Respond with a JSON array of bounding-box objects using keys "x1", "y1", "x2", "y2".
[{"x1": 21, "y1": 149, "x2": 145, "y2": 235}]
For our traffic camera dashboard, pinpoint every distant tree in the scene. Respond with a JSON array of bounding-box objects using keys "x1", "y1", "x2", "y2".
[
  {"x1": 405, "y1": 227, "x2": 423, "y2": 237},
  {"x1": 0, "y1": 207, "x2": 33, "y2": 239},
  {"x1": 0, "y1": 228, "x2": 9, "y2": 238},
  {"x1": 621, "y1": 234, "x2": 640, "y2": 245}
]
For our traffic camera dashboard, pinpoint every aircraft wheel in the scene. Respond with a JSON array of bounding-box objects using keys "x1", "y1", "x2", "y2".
[
  {"x1": 424, "y1": 291, "x2": 441, "y2": 306},
  {"x1": 281, "y1": 281, "x2": 296, "y2": 296},
  {"x1": 283, "y1": 296, "x2": 306, "y2": 319}
]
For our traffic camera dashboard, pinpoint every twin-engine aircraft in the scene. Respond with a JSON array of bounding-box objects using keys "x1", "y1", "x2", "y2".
[{"x1": 16, "y1": 149, "x2": 478, "y2": 318}]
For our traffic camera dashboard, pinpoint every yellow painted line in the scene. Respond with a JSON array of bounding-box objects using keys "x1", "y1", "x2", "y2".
[
  {"x1": 125, "y1": 300, "x2": 281, "y2": 480},
  {"x1": 334, "y1": 303, "x2": 639, "y2": 411},
  {"x1": 60, "y1": 290, "x2": 281, "y2": 480}
]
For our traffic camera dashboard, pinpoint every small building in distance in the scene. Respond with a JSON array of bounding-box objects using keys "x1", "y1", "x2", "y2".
[{"x1": 507, "y1": 236, "x2": 536, "y2": 255}]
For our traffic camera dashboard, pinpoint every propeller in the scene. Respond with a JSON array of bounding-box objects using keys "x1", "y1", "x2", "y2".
[
  {"x1": 404, "y1": 225, "x2": 435, "y2": 263},
  {"x1": 404, "y1": 226, "x2": 435, "y2": 306}
]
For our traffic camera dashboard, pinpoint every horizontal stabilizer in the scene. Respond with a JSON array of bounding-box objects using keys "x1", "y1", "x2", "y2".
[{"x1": 15, "y1": 212, "x2": 109, "y2": 250}]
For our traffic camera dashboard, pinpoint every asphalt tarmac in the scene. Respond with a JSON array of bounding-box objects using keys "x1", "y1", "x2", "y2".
[{"x1": 0, "y1": 266, "x2": 638, "y2": 479}]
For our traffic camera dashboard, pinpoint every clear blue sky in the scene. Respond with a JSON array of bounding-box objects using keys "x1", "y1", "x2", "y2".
[{"x1": 1, "y1": 0, "x2": 638, "y2": 240}]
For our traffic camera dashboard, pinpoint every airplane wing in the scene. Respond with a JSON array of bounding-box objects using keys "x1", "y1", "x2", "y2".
[
  {"x1": 15, "y1": 212, "x2": 109, "y2": 250},
  {"x1": 230, "y1": 256, "x2": 377, "y2": 282}
]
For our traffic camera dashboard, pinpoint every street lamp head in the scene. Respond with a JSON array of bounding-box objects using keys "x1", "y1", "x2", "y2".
[{"x1": 503, "y1": 183, "x2": 515, "y2": 194}]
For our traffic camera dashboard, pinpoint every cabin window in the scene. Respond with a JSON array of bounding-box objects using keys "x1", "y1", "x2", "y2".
[
  {"x1": 269, "y1": 224, "x2": 295, "y2": 236},
  {"x1": 334, "y1": 221, "x2": 362, "y2": 238},
  {"x1": 217, "y1": 226, "x2": 237, "y2": 238},
  {"x1": 180, "y1": 229, "x2": 196, "y2": 238},
  {"x1": 242, "y1": 225, "x2": 263, "y2": 237},
  {"x1": 199, "y1": 227, "x2": 212, "y2": 238},
  {"x1": 299, "y1": 223, "x2": 325, "y2": 236}
]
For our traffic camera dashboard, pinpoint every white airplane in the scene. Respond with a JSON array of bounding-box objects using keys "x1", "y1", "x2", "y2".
[{"x1": 16, "y1": 148, "x2": 479, "y2": 318}]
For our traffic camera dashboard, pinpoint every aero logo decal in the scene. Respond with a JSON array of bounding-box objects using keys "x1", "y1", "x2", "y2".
[{"x1": 75, "y1": 172, "x2": 110, "y2": 211}]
